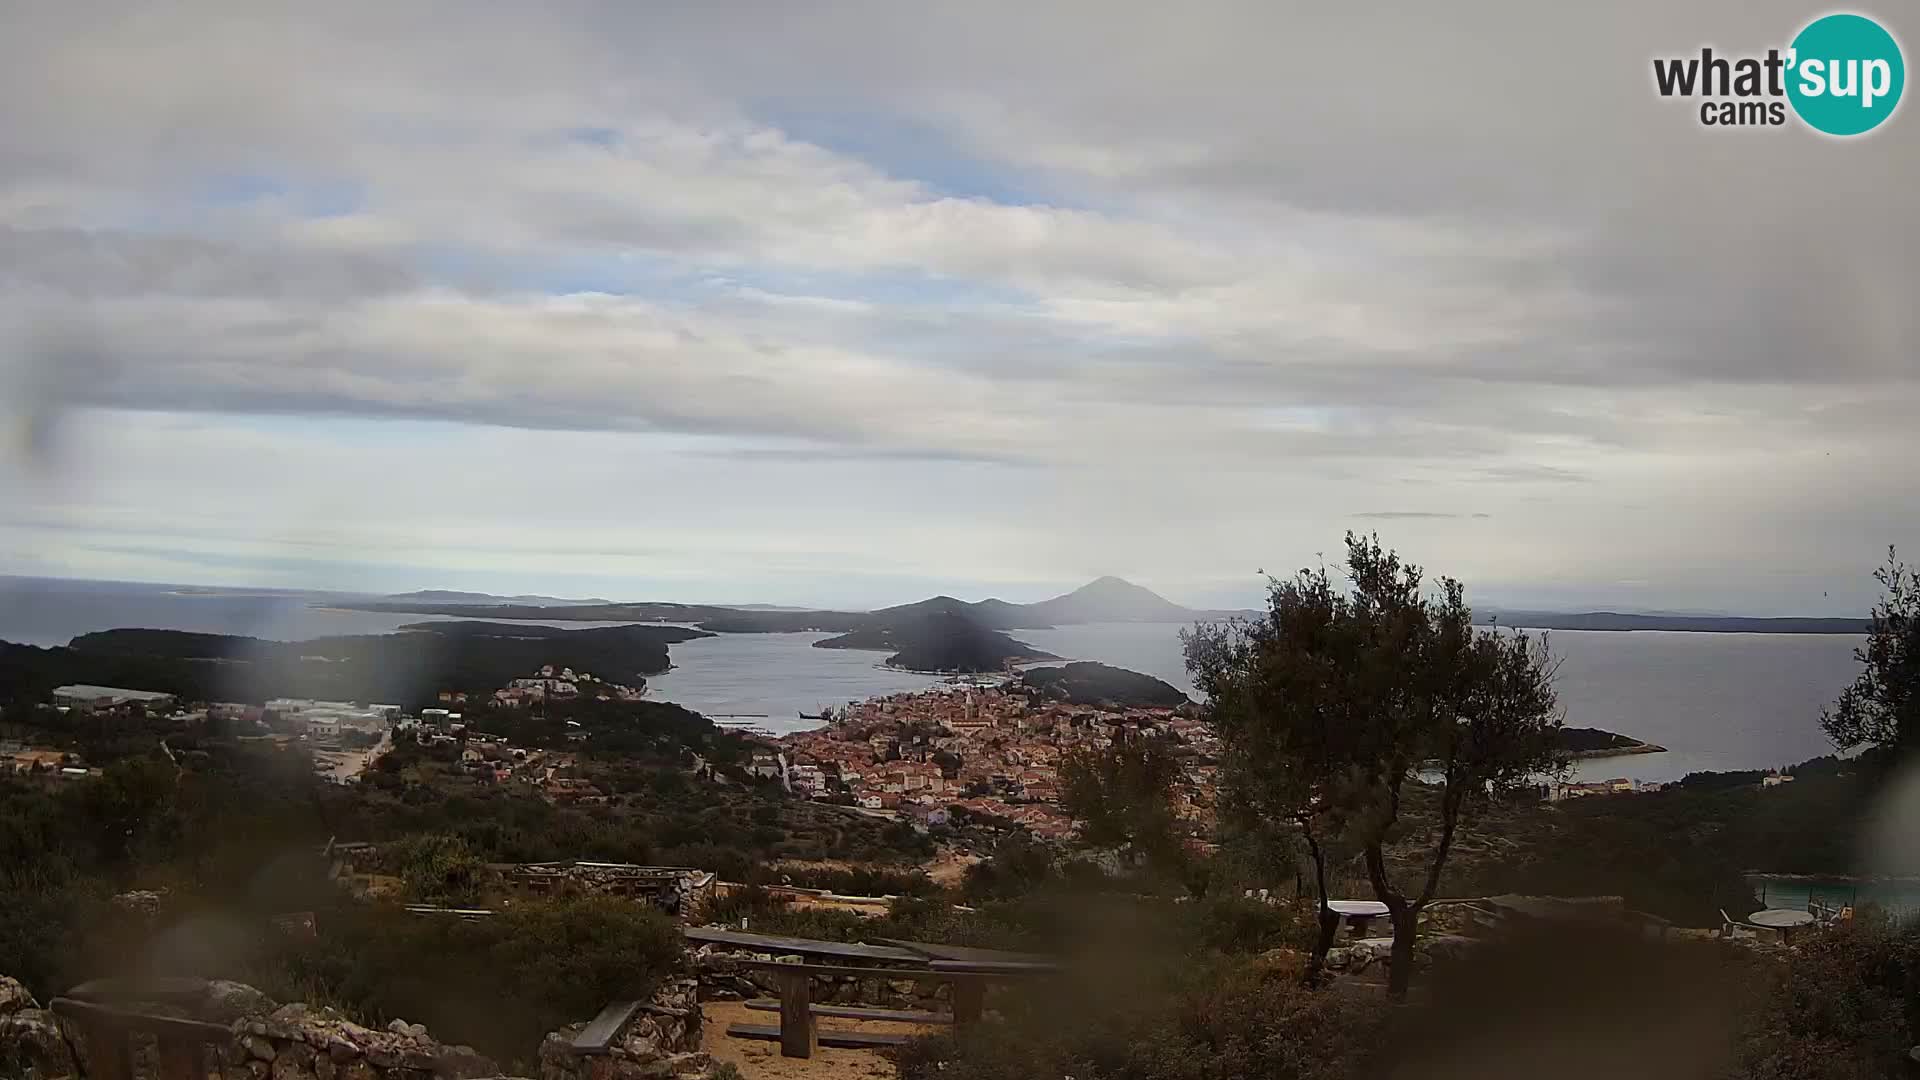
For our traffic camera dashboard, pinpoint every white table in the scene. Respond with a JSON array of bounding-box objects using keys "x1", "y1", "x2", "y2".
[
  {"x1": 1327, "y1": 900, "x2": 1391, "y2": 937},
  {"x1": 1748, "y1": 908, "x2": 1816, "y2": 941}
]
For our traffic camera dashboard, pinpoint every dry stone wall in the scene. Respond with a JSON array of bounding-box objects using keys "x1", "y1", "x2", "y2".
[
  {"x1": 535, "y1": 979, "x2": 709, "y2": 1080},
  {"x1": 0, "y1": 975, "x2": 726, "y2": 1080},
  {"x1": 221, "y1": 1003, "x2": 505, "y2": 1080},
  {"x1": 0, "y1": 976, "x2": 80, "y2": 1080}
]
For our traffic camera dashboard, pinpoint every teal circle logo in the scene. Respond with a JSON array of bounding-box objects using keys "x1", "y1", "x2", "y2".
[{"x1": 1787, "y1": 13, "x2": 1905, "y2": 136}]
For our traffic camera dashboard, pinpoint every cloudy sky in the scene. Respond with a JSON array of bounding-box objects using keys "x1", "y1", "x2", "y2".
[{"x1": 1, "y1": 1, "x2": 1914, "y2": 614}]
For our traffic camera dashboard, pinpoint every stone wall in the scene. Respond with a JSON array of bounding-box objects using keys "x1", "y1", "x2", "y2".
[
  {"x1": 0, "y1": 975, "x2": 721, "y2": 1080},
  {"x1": 222, "y1": 1003, "x2": 504, "y2": 1080},
  {"x1": 535, "y1": 979, "x2": 708, "y2": 1080},
  {"x1": 0, "y1": 976, "x2": 79, "y2": 1079},
  {"x1": 0, "y1": 976, "x2": 509, "y2": 1080}
]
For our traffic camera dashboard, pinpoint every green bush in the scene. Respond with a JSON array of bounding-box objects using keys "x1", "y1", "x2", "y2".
[
  {"x1": 389, "y1": 834, "x2": 490, "y2": 904},
  {"x1": 1734, "y1": 922, "x2": 1915, "y2": 1079},
  {"x1": 898, "y1": 959, "x2": 1382, "y2": 1080},
  {"x1": 1190, "y1": 895, "x2": 1316, "y2": 955},
  {"x1": 266, "y1": 897, "x2": 682, "y2": 1065},
  {"x1": 962, "y1": 835, "x2": 1060, "y2": 902},
  {"x1": 760, "y1": 864, "x2": 941, "y2": 897}
]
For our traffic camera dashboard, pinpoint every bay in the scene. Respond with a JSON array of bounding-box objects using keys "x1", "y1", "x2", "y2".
[{"x1": 641, "y1": 632, "x2": 948, "y2": 725}]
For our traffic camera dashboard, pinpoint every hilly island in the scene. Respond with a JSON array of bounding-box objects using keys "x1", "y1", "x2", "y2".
[{"x1": 335, "y1": 575, "x2": 1874, "y2": 639}]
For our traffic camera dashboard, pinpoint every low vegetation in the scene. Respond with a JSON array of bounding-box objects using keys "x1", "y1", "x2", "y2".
[{"x1": 268, "y1": 896, "x2": 683, "y2": 1064}]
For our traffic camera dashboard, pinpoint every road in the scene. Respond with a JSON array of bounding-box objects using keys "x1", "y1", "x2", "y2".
[{"x1": 317, "y1": 727, "x2": 393, "y2": 784}]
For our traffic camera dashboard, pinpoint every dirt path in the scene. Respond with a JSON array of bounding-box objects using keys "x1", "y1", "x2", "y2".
[
  {"x1": 703, "y1": 1000, "x2": 932, "y2": 1080},
  {"x1": 316, "y1": 728, "x2": 392, "y2": 784},
  {"x1": 923, "y1": 849, "x2": 982, "y2": 888}
]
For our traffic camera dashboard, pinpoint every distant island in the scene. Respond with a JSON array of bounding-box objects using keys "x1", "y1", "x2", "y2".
[
  {"x1": 327, "y1": 575, "x2": 1242, "y2": 633},
  {"x1": 1558, "y1": 726, "x2": 1667, "y2": 758},
  {"x1": 1485, "y1": 611, "x2": 1869, "y2": 634},
  {"x1": 379, "y1": 589, "x2": 615, "y2": 607},
  {"x1": 0, "y1": 622, "x2": 709, "y2": 710},
  {"x1": 871, "y1": 576, "x2": 1251, "y2": 629},
  {"x1": 332, "y1": 576, "x2": 1232, "y2": 674},
  {"x1": 335, "y1": 579, "x2": 1870, "y2": 638},
  {"x1": 814, "y1": 612, "x2": 1059, "y2": 673},
  {"x1": 1016, "y1": 661, "x2": 1191, "y2": 708}
]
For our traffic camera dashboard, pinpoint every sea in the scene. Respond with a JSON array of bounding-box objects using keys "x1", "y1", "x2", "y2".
[{"x1": 0, "y1": 575, "x2": 1866, "y2": 785}]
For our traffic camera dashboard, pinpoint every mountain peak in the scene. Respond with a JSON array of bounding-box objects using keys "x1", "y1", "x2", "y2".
[
  {"x1": 1071, "y1": 575, "x2": 1157, "y2": 596},
  {"x1": 1032, "y1": 576, "x2": 1192, "y2": 623}
]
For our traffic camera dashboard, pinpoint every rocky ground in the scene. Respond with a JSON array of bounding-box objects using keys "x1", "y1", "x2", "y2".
[{"x1": 0, "y1": 973, "x2": 732, "y2": 1080}]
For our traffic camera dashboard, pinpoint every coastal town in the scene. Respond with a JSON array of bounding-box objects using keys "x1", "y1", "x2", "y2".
[
  {"x1": 772, "y1": 684, "x2": 1218, "y2": 840},
  {"x1": 5, "y1": 669, "x2": 1761, "y2": 821}
]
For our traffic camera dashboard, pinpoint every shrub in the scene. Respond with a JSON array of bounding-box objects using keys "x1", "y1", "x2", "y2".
[
  {"x1": 265, "y1": 897, "x2": 682, "y2": 1066},
  {"x1": 898, "y1": 959, "x2": 1382, "y2": 1080},
  {"x1": 1735, "y1": 923, "x2": 1914, "y2": 1079}
]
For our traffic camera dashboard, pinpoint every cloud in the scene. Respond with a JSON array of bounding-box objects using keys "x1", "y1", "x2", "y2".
[{"x1": 0, "y1": 0, "x2": 1915, "y2": 611}]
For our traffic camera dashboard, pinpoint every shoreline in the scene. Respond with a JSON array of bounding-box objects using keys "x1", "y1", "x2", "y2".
[{"x1": 1745, "y1": 872, "x2": 1920, "y2": 884}]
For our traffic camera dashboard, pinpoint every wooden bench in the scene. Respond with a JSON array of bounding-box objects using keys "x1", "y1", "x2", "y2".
[{"x1": 568, "y1": 999, "x2": 645, "y2": 1056}]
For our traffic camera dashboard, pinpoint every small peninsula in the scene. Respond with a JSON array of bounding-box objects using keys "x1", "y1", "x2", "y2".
[
  {"x1": 1559, "y1": 726, "x2": 1667, "y2": 758},
  {"x1": 813, "y1": 612, "x2": 1058, "y2": 673},
  {"x1": 1016, "y1": 661, "x2": 1191, "y2": 708}
]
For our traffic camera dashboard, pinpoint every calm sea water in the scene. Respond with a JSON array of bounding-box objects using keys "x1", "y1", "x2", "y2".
[
  {"x1": 1019, "y1": 622, "x2": 1863, "y2": 784},
  {"x1": 642, "y1": 632, "x2": 948, "y2": 723},
  {"x1": 1, "y1": 577, "x2": 1865, "y2": 783}
]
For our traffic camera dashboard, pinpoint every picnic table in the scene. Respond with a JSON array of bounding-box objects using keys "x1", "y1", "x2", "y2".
[
  {"x1": 680, "y1": 927, "x2": 1058, "y2": 1059},
  {"x1": 1327, "y1": 900, "x2": 1390, "y2": 937}
]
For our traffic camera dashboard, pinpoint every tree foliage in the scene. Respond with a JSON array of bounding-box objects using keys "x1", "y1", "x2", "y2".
[
  {"x1": 1190, "y1": 534, "x2": 1561, "y2": 997},
  {"x1": 1185, "y1": 562, "x2": 1375, "y2": 981},
  {"x1": 266, "y1": 896, "x2": 683, "y2": 1065},
  {"x1": 1059, "y1": 733, "x2": 1186, "y2": 874},
  {"x1": 392, "y1": 833, "x2": 489, "y2": 904},
  {"x1": 1822, "y1": 547, "x2": 1920, "y2": 754},
  {"x1": 898, "y1": 955, "x2": 1382, "y2": 1080}
]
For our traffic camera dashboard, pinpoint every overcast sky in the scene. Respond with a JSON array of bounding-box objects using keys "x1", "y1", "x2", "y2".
[{"x1": 0, "y1": 1, "x2": 1914, "y2": 614}]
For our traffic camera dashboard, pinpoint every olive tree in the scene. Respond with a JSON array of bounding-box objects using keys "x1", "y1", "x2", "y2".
[
  {"x1": 1822, "y1": 547, "x2": 1920, "y2": 755},
  {"x1": 1190, "y1": 534, "x2": 1561, "y2": 999},
  {"x1": 1059, "y1": 731, "x2": 1187, "y2": 877},
  {"x1": 1185, "y1": 566, "x2": 1371, "y2": 984}
]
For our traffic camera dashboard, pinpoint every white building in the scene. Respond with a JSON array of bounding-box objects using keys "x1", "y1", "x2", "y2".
[{"x1": 52, "y1": 685, "x2": 176, "y2": 713}]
